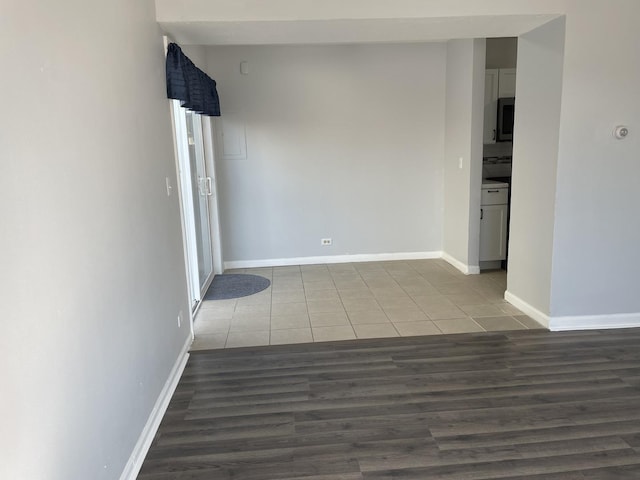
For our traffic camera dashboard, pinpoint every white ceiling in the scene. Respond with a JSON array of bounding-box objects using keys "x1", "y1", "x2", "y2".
[{"x1": 159, "y1": 14, "x2": 558, "y2": 46}]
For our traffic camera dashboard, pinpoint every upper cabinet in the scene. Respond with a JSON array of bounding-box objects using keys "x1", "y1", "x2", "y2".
[
  {"x1": 498, "y1": 68, "x2": 517, "y2": 97},
  {"x1": 483, "y1": 68, "x2": 516, "y2": 144},
  {"x1": 483, "y1": 69, "x2": 500, "y2": 144}
]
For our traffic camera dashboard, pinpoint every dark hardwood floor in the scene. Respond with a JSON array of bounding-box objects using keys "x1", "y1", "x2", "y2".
[{"x1": 138, "y1": 328, "x2": 640, "y2": 479}]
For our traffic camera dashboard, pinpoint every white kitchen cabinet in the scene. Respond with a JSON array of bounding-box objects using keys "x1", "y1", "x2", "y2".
[
  {"x1": 480, "y1": 204, "x2": 508, "y2": 261},
  {"x1": 479, "y1": 183, "x2": 509, "y2": 263},
  {"x1": 498, "y1": 68, "x2": 517, "y2": 97},
  {"x1": 483, "y1": 69, "x2": 499, "y2": 144},
  {"x1": 483, "y1": 68, "x2": 517, "y2": 144}
]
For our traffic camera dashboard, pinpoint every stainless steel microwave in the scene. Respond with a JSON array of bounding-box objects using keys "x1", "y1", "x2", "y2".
[{"x1": 497, "y1": 97, "x2": 515, "y2": 142}]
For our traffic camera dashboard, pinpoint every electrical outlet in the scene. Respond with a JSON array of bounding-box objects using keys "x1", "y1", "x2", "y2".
[
  {"x1": 177, "y1": 310, "x2": 182, "y2": 328},
  {"x1": 321, "y1": 238, "x2": 332, "y2": 246}
]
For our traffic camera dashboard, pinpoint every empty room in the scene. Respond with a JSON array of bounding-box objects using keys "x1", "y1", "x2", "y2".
[{"x1": 3, "y1": 1, "x2": 640, "y2": 479}]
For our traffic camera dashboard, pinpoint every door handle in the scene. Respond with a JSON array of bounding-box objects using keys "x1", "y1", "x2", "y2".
[
  {"x1": 493, "y1": 129, "x2": 496, "y2": 141},
  {"x1": 206, "y1": 177, "x2": 213, "y2": 196},
  {"x1": 481, "y1": 208, "x2": 483, "y2": 220}
]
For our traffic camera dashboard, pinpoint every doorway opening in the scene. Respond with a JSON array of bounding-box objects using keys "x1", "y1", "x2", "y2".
[{"x1": 480, "y1": 37, "x2": 517, "y2": 278}]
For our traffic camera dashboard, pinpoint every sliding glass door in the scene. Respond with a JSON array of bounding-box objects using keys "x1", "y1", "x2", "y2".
[
  {"x1": 173, "y1": 101, "x2": 215, "y2": 309},
  {"x1": 185, "y1": 110, "x2": 214, "y2": 288}
]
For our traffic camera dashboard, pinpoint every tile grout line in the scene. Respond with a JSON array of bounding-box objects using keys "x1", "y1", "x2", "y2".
[
  {"x1": 268, "y1": 267, "x2": 274, "y2": 346},
  {"x1": 331, "y1": 267, "x2": 359, "y2": 339},
  {"x1": 300, "y1": 265, "x2": 315, "y2": 343}
]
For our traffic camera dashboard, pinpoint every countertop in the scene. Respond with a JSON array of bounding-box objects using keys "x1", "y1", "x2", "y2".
[{"x1": 482, "y1": 179, "x2": 509, "y2": 189}]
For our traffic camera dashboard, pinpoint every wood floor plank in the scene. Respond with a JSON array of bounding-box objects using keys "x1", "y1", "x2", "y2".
[
  {"x1": 360, "y1": 449, "x2": 639, "y2": 479},
  {"x1": 138, "y1": 328, "x2": 640, "y2": 479},
  {"x1": 436, "y1": 419, "x2": 640, "y2": 450},
  {"x1": 358, "y1": 436, "x2": 632, "y2": 472}
]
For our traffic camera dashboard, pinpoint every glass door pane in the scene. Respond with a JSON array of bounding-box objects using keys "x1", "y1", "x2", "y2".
[
  {"x1": 185, "y1": 111, "x2": 214, "y2": 292},
  {"x1": 172, "y1": 101, "x2": 215, "y2": 309}
]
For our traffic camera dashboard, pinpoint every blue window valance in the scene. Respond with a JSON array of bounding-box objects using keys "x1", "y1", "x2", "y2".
[{"x1": 166, "y1": 43, "x2": 221, "y2": 117}]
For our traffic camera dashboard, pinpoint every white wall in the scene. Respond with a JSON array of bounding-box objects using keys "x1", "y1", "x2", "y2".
[
  {"x1": 155, "y1": 0, "x2": 566, "y2": 21},
  {"x1": 204, "y1": 44, "x2": 446, "y2": 265},
  {"x1": 0, "y1": 1, "x2": 191, "y2": 479},
  {"x1": 507, "y1": 17, "x2": 565, "y2": 320},
  {"x1": 443, "y1": 39, "x2": 485, "y2": 272},
  {"x1": 181, "y1": 44, "x2": 207, "y2": 66},
  {"x1": 550, "y1": 1, "x2": 640, "y2": 318}
]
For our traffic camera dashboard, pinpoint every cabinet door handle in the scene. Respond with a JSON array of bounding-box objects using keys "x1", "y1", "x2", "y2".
[
  {"x1": 487, "y1": 189, "x2": 500, "y2": 193},
  {"x1": 481, "y1": 208, "x2": 483, "y2": 220},
  {"x1": 493, "y1": 129, "x2": 496, "y2": 141}
]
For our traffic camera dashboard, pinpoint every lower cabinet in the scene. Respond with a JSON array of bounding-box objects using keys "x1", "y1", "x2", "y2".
[{"x1": 479, "y1": 204, "x2": 508, "y2": 261}]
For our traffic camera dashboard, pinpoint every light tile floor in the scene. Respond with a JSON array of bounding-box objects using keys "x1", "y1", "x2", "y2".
[{"x1": 191, "y1": 259, "x2": 544, "y2": 350}]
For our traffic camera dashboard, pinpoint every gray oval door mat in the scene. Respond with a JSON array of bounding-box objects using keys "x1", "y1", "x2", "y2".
[{"x1": 203, "y1": 274, "x2": 271, "y2": 300}]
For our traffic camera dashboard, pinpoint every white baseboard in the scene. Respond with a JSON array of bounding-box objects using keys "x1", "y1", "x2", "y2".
[
  {"x1": 549, "y1": 312, "x2": 640, "y2": 332},
  {"x1": 441, "y1": 252, "x2": 480, "y2": 275},
  {"x1": 119, "y1": 334, "x2": 192, "y2": 480},
  {"x1": 504, "y1": 291, "x2": 640, "y2": 332},
  {"x1": 224, "y1": 251, "x2": 442, "y2": 270},
  {"x1": 504, "y1": 290, "x2": 550, "y2": 329}
]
